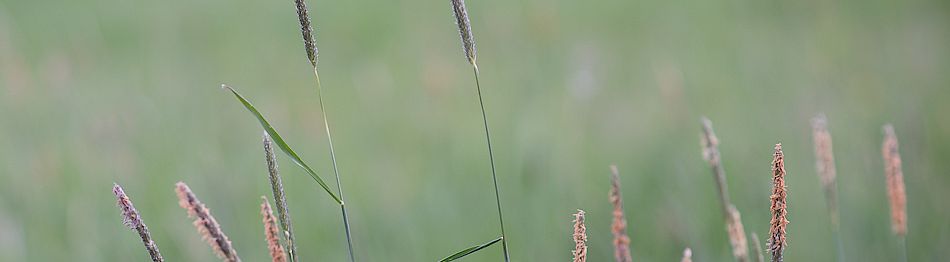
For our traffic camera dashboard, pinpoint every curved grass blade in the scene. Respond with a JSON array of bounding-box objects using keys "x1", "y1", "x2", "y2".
[
  {"x1": 439, "y1": 237, "x2": 503, "y2": 262},
  {"x1": 222, "y1": 84, "x2": 341, "y2": 204}
]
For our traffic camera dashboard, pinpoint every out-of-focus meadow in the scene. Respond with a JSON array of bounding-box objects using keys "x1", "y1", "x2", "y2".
[{"x1": 1, "y1": 0, "x2": 948, "y2": 260}]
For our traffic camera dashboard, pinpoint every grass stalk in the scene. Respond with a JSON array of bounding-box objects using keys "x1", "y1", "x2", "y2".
[
  {"x1": 175, "y1": 182, "x2": 241, "y2": 262},
  {"x1": 113, "y1": 184, "x2": 164, "y2": 262},
  {"x1": 700, "y1": 117, "x2": 749, "y2": 262},
  {"x1": 810, "y1": 114, "x2": 845, "y2": 261},
  {"x1": 609, "y1": 165, "x2": 632, "y2": 262},
  {"x1": 572, "y1": 210, "x2": 587, "y2": 262},
  {"x1": 450, "y1": 0, "x2": 509, "y2": 260},
  {"x1": 768, "y1": 144, "x2": 788, "y2": 262},
  {"x1": 261, "y1": 197, "x2": 288, "y2": 262},
  {"x1": 700, "y1": 117, "x2": 732, "y2": 216},
  {"x1": 882, "y1": 124, "x2": 908, "y2": 262},
  {"x1": 291, "y1": 0, "x2": 356, "y2": 260},
  {"x1": 727, "y1": 205, "x2": 749, "y2": 261},
  {"x1": 897, "y1": 235, "x2": 908, "y2": 262},
  {"x1": 262, "y1": 135, "x2": 298, "y2": 262}
]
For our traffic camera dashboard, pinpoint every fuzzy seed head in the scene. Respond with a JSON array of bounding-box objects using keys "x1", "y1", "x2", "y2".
[
  {"x1": 261, "y1": 197, "x2": 287, "y2": 262},
  {"x1": 176, "y1": 182, "x2": 241, "y2": 262},
  {"x1": 811, "y1": 115, "x2": 837, "y2": 193},
  {"x1": 572, "y1": 209, "x2": 587, "y2": 262},
  {"x1": 263, "y1": 134, "x2": 298, "y2": 261},
  {"x1": 114, "y1": 184, "x2": 141, "y2": 229},
  {"x1": 114, "y1": 184, "x2": 164, "y2": 262},
  {"x1": 609, "y1": 165, "x2": 632, "y2": 262},
  {"x1": 882, "y1": 124, "x2": 907, "y2": 236},
  {"x1": 294, "y1": 0, "x2": 317, "y2": 67},
  {"x1": 450, "y1": 0, "x2": 477, "y2": 65},
  {"x1": 768, "y1": 144, "x2": 788, "y2": 262},
  {"x1": 727, "y1": 205, "x2": 749, "y2": 262}
]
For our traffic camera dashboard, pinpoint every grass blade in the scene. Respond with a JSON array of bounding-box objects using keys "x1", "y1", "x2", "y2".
[
  {"x1": 221, "y1": 84, "x2": 341, "y2": 204},
  {"x1": 439, "y1": 237, "x2": 503, "y2": 262}
]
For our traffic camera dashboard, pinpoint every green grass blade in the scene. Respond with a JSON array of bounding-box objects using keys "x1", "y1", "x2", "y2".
[
  {"x1": 222, "y1": 84, "x2": 341, "y2": 204},
  {"x1": 439, "y1": 237, "x2": 503, "y2": 262}
]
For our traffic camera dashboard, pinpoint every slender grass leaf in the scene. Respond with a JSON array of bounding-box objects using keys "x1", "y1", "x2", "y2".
[
  {"x1": 222, "y1": 84, "x2": 341, "y2": 204},
  {"x1": 439, "y1": 237, "x2": 503, "y2": 262}
]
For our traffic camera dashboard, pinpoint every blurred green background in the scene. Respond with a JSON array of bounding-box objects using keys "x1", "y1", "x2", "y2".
[{"x1": 1, "y1": 0, "x2": 948, "y2": 260}]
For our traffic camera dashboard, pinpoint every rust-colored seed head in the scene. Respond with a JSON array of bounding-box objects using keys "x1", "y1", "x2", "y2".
[
  {"x1": 261, "y1": 197, "x2": 287, "y2": 262},
  {"x1": 811, "y1": 114, "x2": 840, "y2": 226},
  {"x1": 175, "y1": 182, "x2": 241, "y2": 262},
  {"x1": 609, "y1": 165, "x2": 633, "y2": 262},
  {"x1": 811, "y1": 115, "x2": 837, "y2": 191},
  {"x1": 882, "y1": 124, "x2": 907, "y2": 236},
  {"x1": 572, "y1": 210, "x2": 588, "y2": 262},
  {"x1": 768, "y1": 144, "x2": 788, "y2": 262},
  {"x1": 727, "y1": 205, "x2": 749, "y2": 261},
  {"x1": 450, "y1": 0, "x2": 477, "y2": 65},
  {"x1": 294, "y1": 0, "x2": 317, "y2": 67},
  {"x1": 114, "y1": 184, "x2": 164, "y2": 262},
  {"x1": 681, "y1": 248, "x2": 692, "y2": 262}
]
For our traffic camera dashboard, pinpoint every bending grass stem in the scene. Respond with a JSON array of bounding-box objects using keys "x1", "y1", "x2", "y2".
[
  {"x1": 472, "y1": 64, "x2": 510, "y2": 262},
  {"x1": 312, "y1": 69, "x2": 356, "y2": 262}
]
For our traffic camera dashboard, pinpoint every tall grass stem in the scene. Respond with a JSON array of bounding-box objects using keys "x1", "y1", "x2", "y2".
[
  {"x1": 700, "y1": 117, "x2": 748, "y2": 262},
  {"x1": 811, "y1": 114, "x2": 845, "y2": 261},
  {"x1": 312, "y1": 69, "x2": 356, "y2": 262},
  {"x1": 449, "y1": 0, "x2": 508, "y2": 259},
  {"x1": 291, "y1": 0, "x2": 356, "y2": 259},
  {"x1": 473, "y1": 66, "x2": 510, "y2": 261},
  {"x1": 882, "y1": 124, "x2": 907, "y2": 262},
  {"x1": 263, "y1": 135, "x2": 298, "y2": 262}
]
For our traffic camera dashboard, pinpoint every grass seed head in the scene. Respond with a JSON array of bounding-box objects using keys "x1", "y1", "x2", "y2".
[
  {"x1": 450, "y1": 0, "x2": 477, "y2": 65},
  {"x1": 113, "y1": 184, "x2": 165, "y2": 262},
  {"x1": 768, "y1": 144, "x2": 788, "y2": 262},
  {"x1": 609, "y1": 165, "x2": 632, "y2": 262},
  {"x1": 882, "y1": 124, "x2": 907, "y2": 236},
  {"x1": 261, "y1": 197, "x2": 287, "y2": 262},
  {"x1": 572, "y1": 209, "x2": 587, "y2": 262},
  {"x1": 294, "y1": 0, "x2": 317, "y2": 67},
  {"x1": 175, "y1": 182, "x2": 241, "y2": 262}
]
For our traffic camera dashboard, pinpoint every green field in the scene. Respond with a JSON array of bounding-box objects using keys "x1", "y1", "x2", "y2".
[{"x1": 0, "y1": 0, "x2": 948, "y2": 260}]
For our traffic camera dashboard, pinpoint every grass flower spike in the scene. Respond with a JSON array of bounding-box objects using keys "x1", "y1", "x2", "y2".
[
  {"x1": 175, "y1": 182, "x2": 241, "y2": 262},
  {"x1": 113, "y1": 184, "x2": 164, "y2": 262}
]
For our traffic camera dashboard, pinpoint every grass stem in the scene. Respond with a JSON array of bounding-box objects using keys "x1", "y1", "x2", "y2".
[
  {"x1": 472, "y1": 64, "x2": 510, "y2": 261},
  {"x1": 311, "y1": 69, "x2": 356, "y2": 262},
  {"x1": 898, "y1": 235, "x2": 908, "y2": 262}
]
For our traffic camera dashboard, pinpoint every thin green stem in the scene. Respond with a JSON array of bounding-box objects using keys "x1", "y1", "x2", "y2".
[
  {"x1": 312, "y1": 69, "x2": 356, "y2": 262},
  {"x1": 897, "y1": 235, "x2": 907, "y2": 262},
  {"x1": 472, "y1": 64, "x2": 509, "y2": 262},
  {"x1": 824, "y1": 186, "x2": 845, "y2": 262}
]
